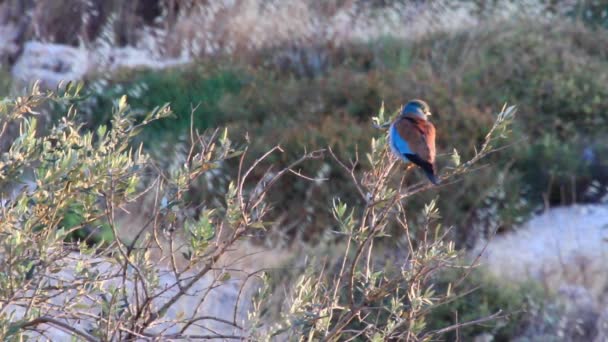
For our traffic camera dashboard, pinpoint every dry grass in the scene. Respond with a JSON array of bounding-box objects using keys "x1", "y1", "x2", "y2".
[{"x1": 2, "y1": 0, "x2": 570, "y2": 62}]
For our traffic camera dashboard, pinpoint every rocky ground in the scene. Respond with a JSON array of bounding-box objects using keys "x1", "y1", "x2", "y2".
[{"x1": 476, "y1": 204, "x2": 608, "y2": 341}]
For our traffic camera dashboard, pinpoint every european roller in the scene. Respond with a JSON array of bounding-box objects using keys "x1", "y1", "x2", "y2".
[{"x1": 388, "y1": 99, "x2": 438, "y2": 185}]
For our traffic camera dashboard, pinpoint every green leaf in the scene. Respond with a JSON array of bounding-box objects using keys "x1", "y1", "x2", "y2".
[
  {"x1": 371, "y1": 333, "x2": 385, "y2": 342},
  {"x1": 220, "y1": 272, "x2": 231, "y2": 282},
  {"x1": 118, "y1": 95, "x2": 128, "y2": 112},
  {"x1": 6, "y1": 321, "x2": 25, "y2": 336},
  {"x1": 451, "y1": 148, "x2": 461, "y2": 167},
  {"x1": 97, "y1": 125, "x2": 107, "y2": 139},
  {"x1": 250, "y1": 222, "x2": 266, "y2": 230},
  {"x1": 220, "y1": 127, "x2": 228, "y2": 144}
]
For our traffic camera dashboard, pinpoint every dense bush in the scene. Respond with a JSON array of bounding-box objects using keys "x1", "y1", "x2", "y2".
[
  {"x1": 78, "y1": 66, "x2": 245, "y2": 144},
  {"x1": 69, "y1": 18, "x2": 608, "y2": 246},
  {"x1": 0, "y1": 82, "x2": 521, "y2": 340},
  {"x1": 0, "y1": 84, "x2": 261, "y2": 339}
]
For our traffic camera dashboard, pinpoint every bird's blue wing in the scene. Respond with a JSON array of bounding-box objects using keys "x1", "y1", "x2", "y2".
[{"x1": 390, "y1": 124, "x2": 412, "y2": 156}]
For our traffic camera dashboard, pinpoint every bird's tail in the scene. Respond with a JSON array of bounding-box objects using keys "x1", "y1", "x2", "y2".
[
  {"x1": 425, "y1": 170, "x2": 439, "y2": 185},
  {"x1": 403, "y1": 153, "x2": 440, "y2": 186}
]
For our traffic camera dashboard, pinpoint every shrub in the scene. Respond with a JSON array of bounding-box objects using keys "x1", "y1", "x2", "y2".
[
  {"x1": 0, "y1": 83, "x2": 312, "y2": 339},
  {"x1": 79, "y1": 66, "x2": 245, "y2": 146},
  {"x1": 249, "y1": 104, "x2": 517, "y2": 340},
  {"x1": 426, "y1": 268, "x2": 545, "y2": 341},
  {"x1": 0, "y1": 84, "x2": 518, "y2": 340}
]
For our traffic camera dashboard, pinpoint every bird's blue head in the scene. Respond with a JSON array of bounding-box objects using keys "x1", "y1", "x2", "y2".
[{"x1": 401, "y1": 99, "x2": 431, "y2": 120}]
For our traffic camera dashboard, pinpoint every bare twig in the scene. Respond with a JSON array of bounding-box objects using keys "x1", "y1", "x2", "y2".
[
  {"x1": 422, "y1": 310, "x2": 505, "y2": 338},
  {"x1": 21, "y1": 317, "x2": 99, "y2": 342}
]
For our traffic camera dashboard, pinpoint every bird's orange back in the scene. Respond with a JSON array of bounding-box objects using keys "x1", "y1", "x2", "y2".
[{"x1": 394, "y1": 117, "x2": 436, "y2": 163}]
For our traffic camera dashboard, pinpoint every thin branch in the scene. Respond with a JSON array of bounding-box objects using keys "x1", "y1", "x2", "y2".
[
  {"x1": 328, "y1": 146, "x2": 366, "y2": 200},
  {"x1": 21, "y1": 316, "x2": 99, "y2": 342},
  {"x1": 422, "y1": 310, "x2": 505, "y2": 337}
]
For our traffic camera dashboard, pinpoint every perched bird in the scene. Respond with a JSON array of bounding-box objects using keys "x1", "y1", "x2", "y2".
[{"x1": 388, "y1": 99, "x2": 438, "y2": 185}]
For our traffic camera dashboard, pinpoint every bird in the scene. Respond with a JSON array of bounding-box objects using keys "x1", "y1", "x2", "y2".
[{"x1": 388, "y1": 99, "x2": 439, "y2": 185}]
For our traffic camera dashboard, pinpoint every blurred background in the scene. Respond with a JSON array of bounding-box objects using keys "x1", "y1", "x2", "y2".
[{"x1": 1, "y1": 0, "x2": 608, "y2": 340}]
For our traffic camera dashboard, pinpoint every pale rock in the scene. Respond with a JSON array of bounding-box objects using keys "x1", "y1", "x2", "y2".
[
  {"x1": 11, "y1": 42, "x2": 90, "y2": 88},
  {"x1": 10, "y1": 42, "x2": 189, "y2": 88},
  {"x1": 476, "y1": 205, "x2": 608, "y2": 341},
  {"x1": 474, "y1": 204, "x2": 608, "y2": 301},
  {"x1": 0, "y1": 24, "x2": 20, "y2": 67}
]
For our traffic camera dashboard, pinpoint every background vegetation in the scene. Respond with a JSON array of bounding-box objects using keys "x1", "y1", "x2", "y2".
[{"x1": 74, "y1": 16, "x2": 608, "y2": 246}]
